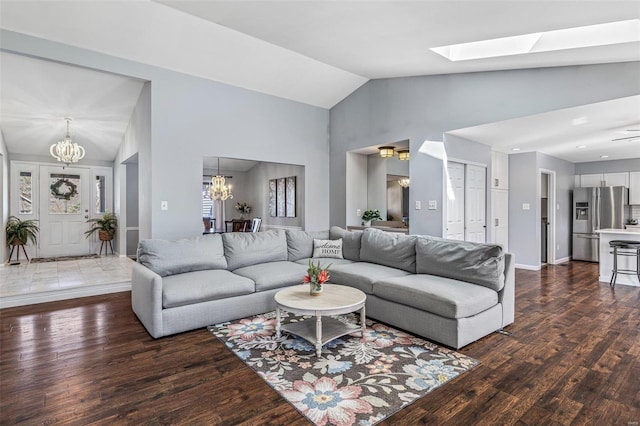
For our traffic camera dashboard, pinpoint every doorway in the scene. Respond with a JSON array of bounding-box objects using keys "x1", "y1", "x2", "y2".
[
  {"x1": 540, "y1": 169, "x2": 556, "y2": 265},
  {"x1": 38, "y1": 165, "x2": 91, "y2": 257},
  {"x1": 445, "y1": 161, "x2": 487, "y2": 242}
]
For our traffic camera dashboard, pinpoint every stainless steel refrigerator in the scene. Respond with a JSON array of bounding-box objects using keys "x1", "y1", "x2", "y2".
[{"x1": 572, "y1": 186, "x2": 627, "y2": 262}]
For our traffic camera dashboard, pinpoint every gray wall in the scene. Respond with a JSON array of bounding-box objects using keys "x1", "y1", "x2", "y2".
[
  {"x1": 0, "y1": 131, "x2": 8, "y2": 261},
  {"x1": 3, "y1": 30, "x2": 330, "y2": 240},
  {"x1": 575, "y1": 158, "x2": 640, "y2": 174},
  {"x1": 509, "y1": 152, "x2": 575, "y2": 268},
  {"x1": 345, "y1": 152, "x2": 367, "y2": 226},
  {"x1": 246, "y1": 162, "x2": 305, "y2": 229},
  {"x1": 367, "y1": 155, "x2": 387, "y2": 219},
  {"x1": 537, "y1": 152, "x2": 575, "y2": 263},
  {"x1": 330, "y1": 62, "x2": 640, "y2": 238}
]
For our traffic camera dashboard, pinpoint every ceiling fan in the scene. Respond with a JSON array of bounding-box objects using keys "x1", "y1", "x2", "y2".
[{"x1": 611, "y1": 129, "x2": 640, "y2": 142}]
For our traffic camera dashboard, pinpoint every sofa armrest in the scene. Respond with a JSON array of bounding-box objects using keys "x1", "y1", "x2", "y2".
[
  {"x1": 131, "y1": 262, "x2": 164, "y2": 338},
  {"x1": 499, "y1": 253, "x2": 515, "y2": 327}
]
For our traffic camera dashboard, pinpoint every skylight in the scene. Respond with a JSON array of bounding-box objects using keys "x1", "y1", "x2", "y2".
[{"x1": 431, "y1": 19, "x2": 640, "y2": 61}]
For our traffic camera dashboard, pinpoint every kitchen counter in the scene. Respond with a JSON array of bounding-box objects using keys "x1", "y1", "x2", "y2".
[{"x1": 595, "y1": 229, "x2": 640, "y2": 287}]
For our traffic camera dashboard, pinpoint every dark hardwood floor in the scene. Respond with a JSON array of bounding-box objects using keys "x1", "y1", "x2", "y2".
[{"x1": 1, "y1": 261, "x2": 638, "y2": 425}]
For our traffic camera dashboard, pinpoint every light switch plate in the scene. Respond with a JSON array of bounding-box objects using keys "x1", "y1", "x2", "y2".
[
  {"x1": 161, "y1": 201, "x2": 168, "y2": 211},
  {"x1": 356, "y1": 209, "x2": 362, "y2": 217},
  {"x1": 428, "y1": 200, "x2": 437, "y2": 210},
  {"x1": 522, "y1": 203, "x2": 530, "y2": 210},
  {"x1": 415, "y1": 201, "x2": 421, "y2": 210}
]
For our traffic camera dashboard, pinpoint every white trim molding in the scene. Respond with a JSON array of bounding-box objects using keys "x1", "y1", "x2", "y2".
[{"x1": 0, "y1": 281, "x2": 131, "y2": 309}]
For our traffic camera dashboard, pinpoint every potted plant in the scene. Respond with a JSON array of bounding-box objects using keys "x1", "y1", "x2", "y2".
[
  {"x1": 5, "y1": 216, "x2": 39, "y2": 247},
  {"x1": 361, "y1": 209, "x2": 382, "y2": 227},
  {"x1": 85, "y1": 212, "x2": 118, "y2": 242}
]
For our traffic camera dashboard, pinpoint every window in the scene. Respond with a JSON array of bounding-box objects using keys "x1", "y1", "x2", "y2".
[
  {"x1": 202, "y1": 182, "x2": 213, "y2": 218},
  {"x1": 19, "y1": 171, "x2": 33, "y2": 214},
  {"x1": 95, "y1": 175, "x2": 106, "y2": 214}
]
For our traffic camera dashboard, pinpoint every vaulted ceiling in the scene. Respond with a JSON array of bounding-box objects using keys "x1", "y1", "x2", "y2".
[{"x1": 0, "y1": 1, "x2": 639, "y2": 163}]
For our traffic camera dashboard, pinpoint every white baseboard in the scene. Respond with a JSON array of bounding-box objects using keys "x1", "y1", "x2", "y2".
[
  {"x1": 0, "y1": 281, "x2": 132, "y2": 309},
  {"x1": 554, "y1": 257, "x2": 571, "y2": 264},
  {"x1": 515, "y1": 263, "x2": 541, "y2": 271}
]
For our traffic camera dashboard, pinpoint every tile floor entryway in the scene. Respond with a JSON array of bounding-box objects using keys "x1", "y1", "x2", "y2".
[{"x1": 0, "y1": 256, "x2": 133, "y2": 308}]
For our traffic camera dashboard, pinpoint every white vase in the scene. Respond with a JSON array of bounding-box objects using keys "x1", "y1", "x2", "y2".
[
  {"x1": 363, "y1": 220, "x2": 372, "y2": 227},
  {"x1": 309, "y1": 283, "x2": 323, "y2": 296}
]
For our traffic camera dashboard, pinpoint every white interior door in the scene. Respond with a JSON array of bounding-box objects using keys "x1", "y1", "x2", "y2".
[
  {"x1": 39, "y1": 165, "x2": 91, "y2": 257},
  {"x1": 446, "y1": 162, "x2": 465, "y2": 240},
  {"x1": 465, "y1": 164, "x2": 486, "y2": 243}
]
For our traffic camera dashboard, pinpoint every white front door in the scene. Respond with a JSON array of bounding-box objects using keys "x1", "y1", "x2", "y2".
[
  {"x1": 465, "y1": 164, "x2": 486, "y2": 243},
  {"x1": 39, "y1": 165, "x2": 91, "y2": 257},
  {"x1": 446, "y1": 162, "x2": 465, "y2": 240}
]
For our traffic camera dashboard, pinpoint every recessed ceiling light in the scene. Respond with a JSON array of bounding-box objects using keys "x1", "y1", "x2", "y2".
[
  {"x1": 511, "y1": 148, "x2": 521, "y2": 151},
  {"x1": 577, "y1": 145, "x2": 587, "y2": 149},
  {"x1": 600, "y1": 155, "x2": 609, "y2": 158},
  {"x1": 431, "y1": 19, "x2": 640, "y2": 61}
]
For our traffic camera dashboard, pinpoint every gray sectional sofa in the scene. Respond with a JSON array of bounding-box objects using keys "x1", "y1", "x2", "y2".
[{"x1": 132, "y1": 227, "x2": 514, "y2": 349}]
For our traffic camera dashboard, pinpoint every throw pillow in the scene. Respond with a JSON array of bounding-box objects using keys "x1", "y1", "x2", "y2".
[{"x1": 312, "y1": 238, "x2": 344, "y2": 259}]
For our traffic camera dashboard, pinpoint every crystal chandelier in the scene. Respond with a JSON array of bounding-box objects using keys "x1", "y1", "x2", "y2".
[
  {"x1": 50, "y1": 118, "x2": 85, "y2": 166},
  {"x1": 398, "y1": 178, "x2": 410, "y2": 188},
  {"x1": 210, "y1": 158, "x2": 233, "y2": 201}
]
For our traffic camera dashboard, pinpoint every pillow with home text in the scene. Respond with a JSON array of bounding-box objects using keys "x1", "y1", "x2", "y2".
[{"x1": 312, "y1": 238, "x2": 344, "y2": 259}]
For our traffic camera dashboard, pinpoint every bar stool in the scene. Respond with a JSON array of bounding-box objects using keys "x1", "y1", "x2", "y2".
[{"x1": 609, "y1": 240, "x2": 640, "y2": 287}]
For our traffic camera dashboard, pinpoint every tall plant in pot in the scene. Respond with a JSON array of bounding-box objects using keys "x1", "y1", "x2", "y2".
[
  {"x1": 5, "y1": 216, "x2": 39, "y2": 247},
  {"x1": 85, "y1": 212, "x2": 118, "y2": 242}
]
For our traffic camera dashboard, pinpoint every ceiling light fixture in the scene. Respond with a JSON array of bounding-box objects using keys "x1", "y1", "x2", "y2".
[
  {"x1": 431, "y1": 19, "x2": 640, "y2": 61},
  {"x1": 600, "y1": 155, "x2": 609, "y2": 159},
  {"x1": 210, "y1": 158, "x2": 233, "y2": 201},
  {"x1": 577, "y1": 145, "x2": 587, "y2": 149},
  {"x1": 511, "y1": 148, "x2": 521, "y2": 151},
  {"x1": 398, "y1": 178, "x2": 410, "y2": 188},
  {"x1": 379, "y1": 146, "x2": 395, "y2": 158},
  {"x1": 50, "y1": 118, "x2": 85, "y2": 167},
  {"x1": 397, "y1": 150, "x2": 410, "y2": 161}
]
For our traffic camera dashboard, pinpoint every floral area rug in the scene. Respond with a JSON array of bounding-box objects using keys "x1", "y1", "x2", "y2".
[{"x1": 208, "y1": 311, "x2": 479, "y2": 426}]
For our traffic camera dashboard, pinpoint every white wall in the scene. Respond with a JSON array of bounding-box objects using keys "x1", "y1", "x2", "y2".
[
  {"x1": 367, "y1": 155, "x2": 387, "y2": 219},
  {"x1": 0, "y1": 131, "x2": 8, "y2": 261},
  {"x1": 345, "y1": 152, "x2": 367, "y2": 227}
]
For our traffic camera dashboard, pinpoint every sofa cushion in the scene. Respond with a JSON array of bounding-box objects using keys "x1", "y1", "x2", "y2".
[
  {"x1": 360, "y1": 228, "x2": 416, "y2": 273},
  {"x1": 329, "y1": 262, "x2": 410, "y2": 294},
  {"x1": 286, "y1": 230, "x2": 330, "y2": 261},
  {"x1": 233, "y1": 261, "x2": 308, "y2": 292},
  {"x1": 373, "y1": 275, "x2": 499, "y2": 319},
  {"x1": 416, "y1": 236, "x2": 505, "y2": 291},
  {"x1": 295, "y1": 257, "x2": 355, "y2": 267},
  {"x1": 162, "y1": 269, "x2": 255, "y2": 308},
  {"x1": 223, "y1": 230, "x2": 288, "y2": 270},
  {"x1": 138, "y1": 235, "x2": 227, "y2": 277},
  {"x1": 313, "y1": 238, "x2": 343, "y2": 259},
  {"x1": 330, "y1": 226, "x2": 363, "y2": 261}
]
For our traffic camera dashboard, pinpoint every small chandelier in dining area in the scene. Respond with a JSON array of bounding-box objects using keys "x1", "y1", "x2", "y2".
[
  {"x1": 398, "y1": 178, "x2": 410, "y2": 188},
  {"x1": 210, "y1": 158, "x2": 233, "y2": 201},
  {"x1": 50, "y1": 118, "x2": 85, "y2": 166}
]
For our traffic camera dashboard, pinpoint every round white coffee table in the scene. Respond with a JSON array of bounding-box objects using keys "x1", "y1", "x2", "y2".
[{"x1": 274, "y1": 284, "x2": 367, "y2": 357}]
